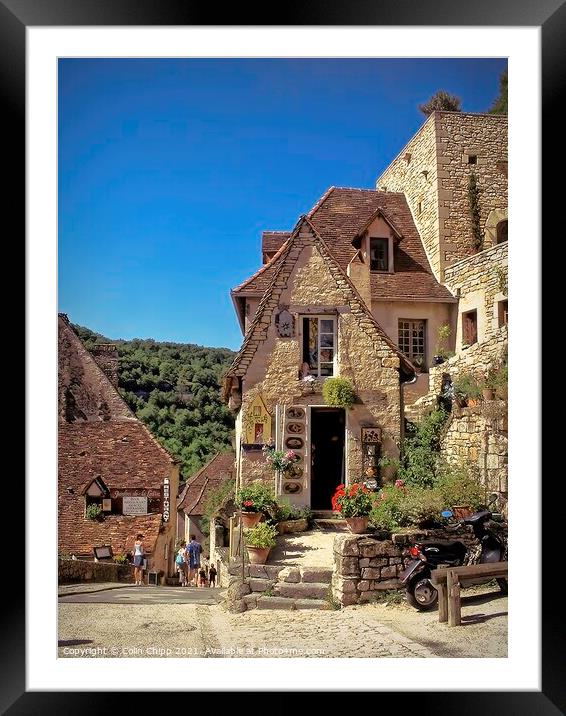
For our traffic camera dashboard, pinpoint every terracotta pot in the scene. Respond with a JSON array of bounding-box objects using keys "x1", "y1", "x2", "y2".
[
  {"x1": 452, "y1": 505, "x2": 473, "y2": 519},
  {"x1": 482, "y1": 388, "x2": 495, "y2": 401},
  {"x1": 345, "y1": 516, "x2": 369, "y2": 534},
  {"x1": 246, "y1": 546, "x2": 271, "y2": 565},
  {"x1": 241, "y1": 511, "x2": 262, "y2": 529},
  {"x1": 467, "y1": 398, "x2": 479, "y2": 407}
]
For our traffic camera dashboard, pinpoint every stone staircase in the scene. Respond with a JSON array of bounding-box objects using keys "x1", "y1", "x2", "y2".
[{"x1": 237, "y1": 563, "x2": 334, "y2": 611}]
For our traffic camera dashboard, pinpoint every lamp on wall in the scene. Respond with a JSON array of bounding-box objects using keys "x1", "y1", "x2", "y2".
[{"x1": 420, "y1": 170, "x2": 429, "y2": 180}]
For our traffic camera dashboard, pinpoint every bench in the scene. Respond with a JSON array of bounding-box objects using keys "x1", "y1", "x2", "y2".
[{"x1": 431, "y1": 562, "x2": 508, "y2": 626}]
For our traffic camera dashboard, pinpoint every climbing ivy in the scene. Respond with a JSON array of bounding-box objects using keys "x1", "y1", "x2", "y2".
[{"x1": 468, "y1": 173, "x2": 483, "y2": 252}]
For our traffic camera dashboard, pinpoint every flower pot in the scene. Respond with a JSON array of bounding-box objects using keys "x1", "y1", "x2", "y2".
[
  {"x1": 452, "y1": 505, "x2": 473, "y2": 519},
  {"x1": 433, "y1": 355, "x2": 445, "y2": 366},
  {"x1": 246, "y1": 546, "x2": 271, "y2": 565},
  {"x1": 241, "y1": 512, "x2": 262, "y2": 529},
  {"x1": 482, "y1": 388, "x2": 495, "y2": 401},
  {"x1": 345, "y1": 516, "x2": 369, "y2": 534},
  {"x1": 276, "y1": 518, "x2": 308, "y2": 535},
  {"x1": 467, "y1": 398, "x2": 479, "y2": 407}
]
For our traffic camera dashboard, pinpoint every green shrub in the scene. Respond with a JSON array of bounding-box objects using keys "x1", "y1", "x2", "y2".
[
  {"x1": 235, "y1": 481, "x2": 275, "y2": 513},
  {"x1": 437, "y1": 464, "x2": 483, "y2": 510},
  {"x1": 380, "y1": 408, "x2": 448, "y2": 488},
  {"x1": 272, "y1": 498, "x2": 302, "y2": 522},
  {"x1": 322, "y1": 377, "x2": 356, "y2": 409},
  {"x1": 244, "y1": 522, "x2": 278, "y2": 549},
  {"x1": 397, "y1": 487, "x2": 444, "y2": 527},
  {"x1": 85, "y1": 503, "x2": 103, "y2": 521},
  {"x1": 113, "y1": 553, "x2": 129, "y2": 565},
  {"x1": 453, "y1": 372, "x2": 482, "y2": 401},
  {"x1": 369, "y1": 486, "x2": 405, "y2": 531}
]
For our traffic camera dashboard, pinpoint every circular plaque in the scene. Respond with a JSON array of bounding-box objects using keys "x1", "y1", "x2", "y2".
[
  {"x1": 285, "y1": 437, "x2": 304, "y2": 449},
  {"x1": 286, "y1": 422, "x2": 304, "y2": 434},
  {"x1": 286, "y1": 407, "x2": 305, "y2": 420},
  {"x1": 282, "y1": 481, "x2": 302, "y2": 495}
]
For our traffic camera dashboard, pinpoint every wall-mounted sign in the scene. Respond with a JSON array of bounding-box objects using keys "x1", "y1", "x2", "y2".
[
  {"x1": 361, "y1": 427, "x2": 382, "y2": 444},
  {"x1": 286, "y1": 422, "x2": 304, "y2": 434},
  {"x1": 283, "y1": 481, "x2": 302, "y2": 495},
  {"x1": 122, "y1": 495, "x2": 148, "y2": 516},
  {"x1": 243, "y1": 395, "x2": 272, "y2": 445},
  {"x1": 102, "y1": 498, "x2": 112, "y2": 512},
  {"x1": 162, "y1": 477, "x2": 170, "y2": 523},
  {"x1": 286, "y1": 406, "x2": 305, "y2": 420},
  {"x1": 275, "y1": 309, "x2": 295, "y2": 337},
  {"x1": 285, "y1": 437, "x2": 304, "y2": 450}
]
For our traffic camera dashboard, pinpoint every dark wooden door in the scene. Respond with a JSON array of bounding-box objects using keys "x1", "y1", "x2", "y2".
[{"x1": 310, "y1": 408, "x2": 345, "y2": 510}]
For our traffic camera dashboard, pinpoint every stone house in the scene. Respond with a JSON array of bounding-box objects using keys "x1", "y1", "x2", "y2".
[
  {"x1": 223, "y1": 110, "x2": 508, "y2": 511},
  {"x1": 177, "y1": 451, "x2": 234, "y2": 546},
  {"x1": 58, "y1": 314, "x2": 179, "y2": 576}
]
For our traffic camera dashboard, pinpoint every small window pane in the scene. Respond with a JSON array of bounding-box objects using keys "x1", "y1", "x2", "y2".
[
  {"x1": 320, "y1": 319, "x2": 334, "y2": 334},
  {"x1": 319, "y1": 348, "x2": 333, "y2": 362},
  {"x1": 320, "y1": 333, "x2": 334, "y2": 348},
  {"x1": 320, "y1": 363, "x2": 334, "y2": 376},
  {"x1": 370, "y1": 238, "x2": 389, "y2": 271}
]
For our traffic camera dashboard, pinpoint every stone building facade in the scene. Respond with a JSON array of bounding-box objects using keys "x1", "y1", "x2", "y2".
[
  {"x1": 224, "y1": 217, "x2": 416, "y2": 509},
  {"x1": 224, "y1": 110, "x2": 508, "y2": 512},
  {"x1": 377, "y1": 111, "x2": 508, "y2": 282}
]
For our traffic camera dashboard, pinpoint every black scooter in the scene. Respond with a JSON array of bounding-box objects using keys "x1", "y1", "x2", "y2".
[{"x1": 398, "y1": 510, "x2": 507, "y2": 611}]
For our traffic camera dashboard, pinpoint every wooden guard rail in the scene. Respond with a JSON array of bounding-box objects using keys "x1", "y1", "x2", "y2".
[{"x1": 431, "y1": 561, "x2": 508, "y2": 626}]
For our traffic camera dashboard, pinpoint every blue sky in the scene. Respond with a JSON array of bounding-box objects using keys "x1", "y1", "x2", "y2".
[{"x1": 58, "y1": 58, "x2": 507, "y2": 350}]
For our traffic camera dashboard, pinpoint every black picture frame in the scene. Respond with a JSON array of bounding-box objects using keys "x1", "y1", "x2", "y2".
[{"x1": 10, "y1": 0, "x2": 559, "y2": 710}]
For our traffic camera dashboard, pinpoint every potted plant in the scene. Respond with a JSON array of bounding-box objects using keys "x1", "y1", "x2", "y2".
[
  {"x1": 331, "y1": 482, "x2": 374, "y2": 533},
  {"x1": 482, "y1": 366, "x2": 498, "y2": 401},
  {"x1": 433, "y1": 324, "x2": 452, "y2": 366},
  {"x1": 322, "y1": 377, "x2": 356, "y2": 409},
  {"x1": 452, "y1": 372, "x2": 482, "y2": 408},
  {"x1": 244, "y1": 522, "x2": 278, "y2": 564},
  {"x1": 235, "y1": 481, "x2": 275, "y2": 529}
]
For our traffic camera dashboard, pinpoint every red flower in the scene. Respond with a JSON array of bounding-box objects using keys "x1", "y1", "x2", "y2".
[{"x1": 243, "y1": 500, "x2": 254, "y2": 507}]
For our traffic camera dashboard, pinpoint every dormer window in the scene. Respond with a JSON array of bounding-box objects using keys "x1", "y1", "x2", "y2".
[{"x1": 370, "y1": 238, "x2": 391, "y2": 272}]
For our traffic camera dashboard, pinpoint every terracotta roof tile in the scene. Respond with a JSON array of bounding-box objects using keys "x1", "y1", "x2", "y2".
[
  {"x1": 233, "y1": 188, "x2": 454, "y2": 302},
  {"x1": 177, "y1": 451, "x2": 234, "y2": 515},
  {"x1": 262, "y1": 231, "x2": 291, "y2": 255}
]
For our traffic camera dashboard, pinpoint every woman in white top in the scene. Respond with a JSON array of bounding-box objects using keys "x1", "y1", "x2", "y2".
[{"x1": 133, "y1": 534, "x2": 144, "y2": 586}]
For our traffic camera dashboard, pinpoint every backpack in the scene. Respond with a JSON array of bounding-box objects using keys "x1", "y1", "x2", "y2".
[{"x1": 175, "y1": 552, "x2": 185, "y2": 565}]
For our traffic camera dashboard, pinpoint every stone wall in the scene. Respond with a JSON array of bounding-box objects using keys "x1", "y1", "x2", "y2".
[
  {"x1": 90, "y1": 344, "x2": 120, "y2": 388},
  {"x1": 436, "y1": 112, "x2": 507, "y2": 272},
  {"x1": 59, "y1": 557, "x2": 133, "y2": 584},
  {"x1": 332, "y1": 528, "x2": 478, "y2": 606},
  {"x1": 377, "y1": 112, "x2": 507, "y2": 281},
  {"x1": 444, "y1": 242, "x2": 508, "y2": 352},
  {"x1": 440, "y1": 408, "x2": 508, "y2": 511},
  {"x1": 376, "y1": 114, "x2": 441, "y2": 277}
]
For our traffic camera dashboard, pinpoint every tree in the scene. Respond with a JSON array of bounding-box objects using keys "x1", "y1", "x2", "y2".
[
  {"x1": 489, "y1": 70, "x2": 508, "y2": 115},
  {"x1": 419, "y1": 90, "x2": 462, "y2": 116}
]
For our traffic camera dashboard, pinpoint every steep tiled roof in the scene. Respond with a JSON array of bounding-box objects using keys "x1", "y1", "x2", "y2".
[
  {"x1": 233, "y1": 187, "x2": 454, "y2": 302},
  {"x1": 224, "y1": 216, "x2": 415, "y2": 396},
  {"x1": 262, "y1": 231, "x2": 291, "y2": 256},
  {"x1": 58, "y1": 314, "x2": 176, "y2": 558},
  {"x1": 177, "y1": 451, "x2": 235, "y2": 515}
]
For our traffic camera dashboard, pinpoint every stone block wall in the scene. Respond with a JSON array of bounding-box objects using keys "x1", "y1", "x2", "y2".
[
  {"x1": 377, "y1": 112, "x2": 507, "y2": 281},
  {"x1": 376, "y1": 114, "x2": 441, "y2": 277},
  {"x1": 440, "y1": 408, "x2": 508, "y2": 510},
  {"x1": 444, "y1": 242, "x2": 508, "y2": 352},
  {"x1": 59, "y1": 558, "x2": 133, "y2": 584},
  {"x1": 437, "y1": 112, "x2": 507, "y2": 272},
  {"x1": 332, "y1": 528, "x2": 478, "y2": 606}
]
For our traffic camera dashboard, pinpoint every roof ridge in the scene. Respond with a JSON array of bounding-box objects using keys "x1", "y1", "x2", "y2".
[
  {"x1": 232, "y1": 237, "x2": 291, "y2": 293},
  {"x1": 307, "y1": 186, "x2": 335, "y2": 218},
  {"x1": 224, "y1": 215, "x2": 415, "y2": 389}
]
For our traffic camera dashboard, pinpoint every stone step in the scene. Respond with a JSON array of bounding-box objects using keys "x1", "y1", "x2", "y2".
[
  {"x1": 294, "y1": 598, "x2": 332, "y2": 611},
  {"x1": 274, "y1": 581, "x2": 330, "y2": 600},
  {"x1": 255, "y1": 596, "x2": 297, "y2": 610},
  {"x1": 300, "y1": 567, "x2": 333, "y2": 584},
  {"x1": 313, "y1": 518, "x2": 349, "y2": 531},
  {"x1": 253, "y1": 595, "x2": 332, "y2": 611},
  {"x1": 311, "y1": 510, "x2": 341, "y2": 519}
]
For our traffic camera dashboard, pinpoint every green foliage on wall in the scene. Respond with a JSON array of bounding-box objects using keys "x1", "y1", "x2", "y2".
[
  {"x1": 468, "y1": 173, "x2": 483, "y2": 251},
  {"x1": 73, "y1": 324, "x2": 235, "y2": 481},
  {"x1": 322, "y1": 377, "x2": 356, "y2": 409}
]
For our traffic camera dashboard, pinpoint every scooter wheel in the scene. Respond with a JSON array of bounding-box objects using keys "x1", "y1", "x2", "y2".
[{"x1": 405, "y1": 573, "x2": 438, "y2": 611}]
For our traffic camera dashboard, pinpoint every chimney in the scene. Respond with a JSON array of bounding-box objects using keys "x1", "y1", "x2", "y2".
[{"x1": 91, "y1": 344, "x2": 119, "y2": 388}]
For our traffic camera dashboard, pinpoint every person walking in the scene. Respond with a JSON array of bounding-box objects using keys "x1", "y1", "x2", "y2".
[
  {"x1": 133, "y1": 534, "x2": 145, "y2": 586},
  {"x1": 209, "y1": 564, "x2": 217, "y2": 588},
  {"x1": 186, "y1": 534, "x2": 202, "y2": 586},
  {"x1": 175, "y1": 542, "x2": 188, "y2": 586}
]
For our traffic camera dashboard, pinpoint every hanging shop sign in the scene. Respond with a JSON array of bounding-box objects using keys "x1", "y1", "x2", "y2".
[
  {"x1": 162, "y1": 477, "x2": 170, "y2": 523},
  {"x1": 243, "y1": 395, "x2": 272, "y2": 445}
]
